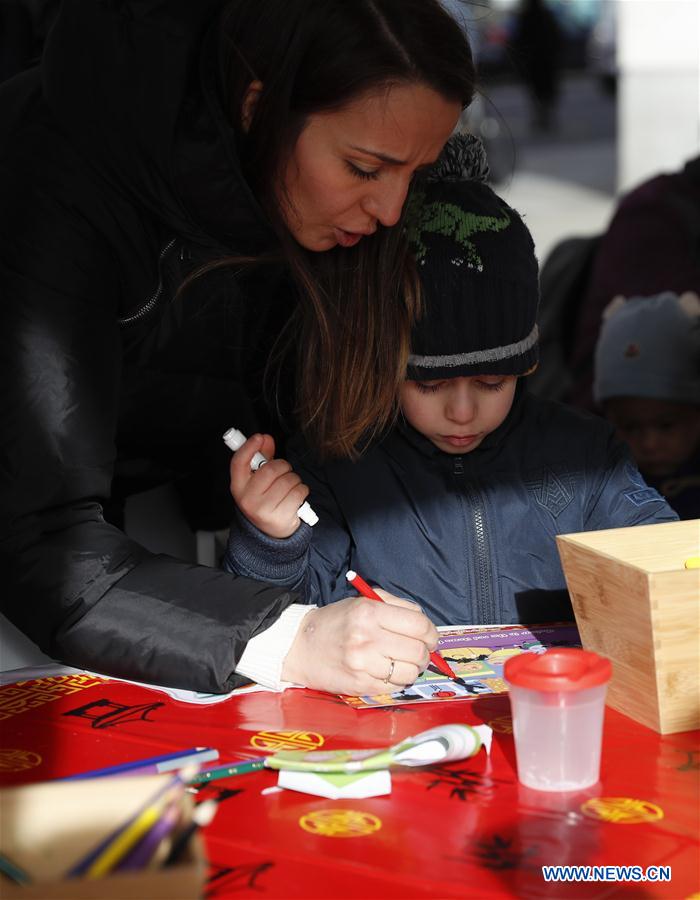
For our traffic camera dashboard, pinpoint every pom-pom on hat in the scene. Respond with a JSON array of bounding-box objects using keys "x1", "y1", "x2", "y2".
[
  {"x1": 593, "y1": 291, "x2": 700, "y2": 405},
  {"x1": 405, "y1": 174, "x2": 540, "y2": 381}
]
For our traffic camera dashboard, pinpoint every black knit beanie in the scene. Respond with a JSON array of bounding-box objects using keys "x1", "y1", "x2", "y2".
[{"x1": 405, "y1": 175, "x2": 540, "y2": 381}]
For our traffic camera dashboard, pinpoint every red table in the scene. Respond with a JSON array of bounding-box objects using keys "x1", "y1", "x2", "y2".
[{"x1": 0, "y1": 672, "x2": 698, "y2": 898}]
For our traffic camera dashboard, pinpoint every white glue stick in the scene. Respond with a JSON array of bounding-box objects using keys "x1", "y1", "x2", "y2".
[{"x1": 222, "y1": 427, "x2": 319, "y2": 527}]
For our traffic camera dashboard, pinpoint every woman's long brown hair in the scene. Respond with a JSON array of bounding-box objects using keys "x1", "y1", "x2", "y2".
[{"x1": 284, "y1": 209, "x2": 421, "y2": 459}]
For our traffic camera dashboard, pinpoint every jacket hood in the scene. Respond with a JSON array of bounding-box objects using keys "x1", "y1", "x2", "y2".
[{"x1": 42, "y1": 0, "x2": 274, "y2": 252}]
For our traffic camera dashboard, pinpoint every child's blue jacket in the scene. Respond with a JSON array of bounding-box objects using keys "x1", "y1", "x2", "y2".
[{"x1": 223, "y1": 387, "x2": 677, "y2": 625}]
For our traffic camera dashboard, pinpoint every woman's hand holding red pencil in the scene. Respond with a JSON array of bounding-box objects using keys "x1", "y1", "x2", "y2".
[
  {"x1": 282, "y1": 586, "x2": 439, "y2": 696},
  {"x1": 346, "y1": 570, "x2": 466, "y2": 686}
]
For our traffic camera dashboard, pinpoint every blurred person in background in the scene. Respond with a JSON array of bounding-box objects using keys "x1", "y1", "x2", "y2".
[
  {"x1": 570, "y1": 155, "x2": 700, "y2": 410},
  {"x1": 594, "y1": 292, "x2": 700, "y2": 521},
  {"x1": 511, "y1": 0, "x2": 564, "y2": 132},
  {"x1": 532, "y1": 155, "x2": 700, "y2": 411}
]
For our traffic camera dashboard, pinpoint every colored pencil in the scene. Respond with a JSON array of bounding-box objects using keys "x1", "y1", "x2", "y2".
[
  {"x1": 0, "y1": 853, "x2": 30, "y2": 885},
  {"x1": 163, "y1": 800, "x2": 218, "y2": 867},
  {"x1": 62, "y1": 746, "x2": 219, "y2": 780},
  {"x1": 187, "y1": 757, "x2": 267, "y2": 785},
  {"x1": 346, "y1": 570, "x2": 469, "y2": 687},
  {"x1": 67, "y1": 776, "x2": 182, "y2": 878},
  {"x1": 86, "y1": 803, "x2": 164, "y2": 878},
  {"x1": 115, "y1": 798, "x2": 183, "y2": 871}
]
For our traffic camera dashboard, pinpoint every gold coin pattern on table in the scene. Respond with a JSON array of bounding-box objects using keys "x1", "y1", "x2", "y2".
[
  {"x1": 250, "y1": 730, "x2": 325, "y2": 753},
  {"x1": 0, "y1": 675, "x2": 107, "y2": 721},
  {"x1": 487, "y1": 715, "x2": 514, "y2": 734},
  {"x1": 299, "y1": 809, "x2": 382, "y2": 838},
  {"x1": 580, "y1": 797, "x2": 665, "y2": 824},
  {"x1": 0, "y1": 749, "x2": 42, "y2": 772}
]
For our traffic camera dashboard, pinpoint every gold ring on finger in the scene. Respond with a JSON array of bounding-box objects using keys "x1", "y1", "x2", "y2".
[{"x1": 384, "y1": 658, "x2": 395, "y2": 684}]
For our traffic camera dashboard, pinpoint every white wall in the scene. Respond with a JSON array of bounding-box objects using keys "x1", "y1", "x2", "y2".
[{"x1": 617, "y1": 0, "x2": 700, "y2": 192}]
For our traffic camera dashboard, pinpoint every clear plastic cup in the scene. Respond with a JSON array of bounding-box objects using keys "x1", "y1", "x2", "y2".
[{"x1": 504, "y1": 648, "x2": 612, "y2": 792}]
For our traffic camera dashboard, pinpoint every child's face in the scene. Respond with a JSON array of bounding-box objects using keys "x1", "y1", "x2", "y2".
[
  {"x1": 604, "y1": 397, "x2": 700, "y2": 477},
  {"x1": 400, "y1": 375, "x2": 517, "y2": 454}
]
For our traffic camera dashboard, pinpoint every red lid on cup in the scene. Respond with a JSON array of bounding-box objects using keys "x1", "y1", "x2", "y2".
[{"x1": 504, "y1": 648, "x2": 612, "y2": 693}]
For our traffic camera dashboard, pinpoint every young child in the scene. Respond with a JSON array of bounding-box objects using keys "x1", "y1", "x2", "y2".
[
  {"x1": 593, "y1": 291, "x2": 700, "y2": 520},
  {"x1": 223, "y1": 178, "x2": 677, "y2": 626}
]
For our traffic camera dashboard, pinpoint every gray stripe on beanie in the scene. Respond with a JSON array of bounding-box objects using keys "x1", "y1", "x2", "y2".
[{"x1": 408, "y1": 324, "x2": 539, "y2": 370}]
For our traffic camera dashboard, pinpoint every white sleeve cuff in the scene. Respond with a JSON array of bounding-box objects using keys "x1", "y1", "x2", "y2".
[{"x1": 235, "y1": 604, "x2": 316, "y2": 691}]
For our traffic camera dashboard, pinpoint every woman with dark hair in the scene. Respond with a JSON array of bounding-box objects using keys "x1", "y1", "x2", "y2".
[{"x1": 0, "y1": 0, "x2": 475, "y2": 695}]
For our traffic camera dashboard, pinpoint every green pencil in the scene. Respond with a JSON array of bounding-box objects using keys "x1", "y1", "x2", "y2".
[
  {"x1": 0, "y1": 852, "x2": 30, "y2": 885},
  {"x1": 188, "y1": 758, "x2": 266, "y2": 784}
]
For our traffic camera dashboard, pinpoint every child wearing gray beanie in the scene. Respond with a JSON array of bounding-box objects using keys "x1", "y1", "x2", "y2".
[
  {"x1": 223, "y1": 140, "x2": 677, "y2": 641},
  {"x1": 594, "y1": 291, "x2": 700, "y2": 519}
]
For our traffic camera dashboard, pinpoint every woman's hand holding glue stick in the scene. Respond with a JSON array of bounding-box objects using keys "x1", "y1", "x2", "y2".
[{"x1": 223, "y1": 427, "x2": 319, "y2": 534}]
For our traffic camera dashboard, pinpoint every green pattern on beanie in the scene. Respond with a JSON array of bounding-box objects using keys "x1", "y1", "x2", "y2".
[
  {"x1": 403, "y1": 179, "x2": 540, "y2": 381},
  {"x1": 406, "y1": 189, "x2": 511, "y2": 270}
]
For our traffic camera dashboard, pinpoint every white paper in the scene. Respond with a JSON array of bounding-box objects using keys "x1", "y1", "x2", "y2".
[{"x1": 277, "y1": 769, "x2": 392, "y2": 799}]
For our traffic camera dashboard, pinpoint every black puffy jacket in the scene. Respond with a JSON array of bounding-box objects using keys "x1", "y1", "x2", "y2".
[{"x1": 0, "y1": 0, "x2": 299, "y2": 691}]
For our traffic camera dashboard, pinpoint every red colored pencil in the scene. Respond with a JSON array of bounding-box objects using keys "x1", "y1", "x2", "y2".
[{"x1": 345, "y1": 570, "x2": 465, "y2": 685}]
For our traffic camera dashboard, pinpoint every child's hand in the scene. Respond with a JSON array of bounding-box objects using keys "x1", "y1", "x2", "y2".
[{"x1": 229, "y1": 433, "x2": 311, "y2": 539}]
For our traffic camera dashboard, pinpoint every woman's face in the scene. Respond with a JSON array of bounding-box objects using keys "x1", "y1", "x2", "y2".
[{"x1": 279, "y1": 83, "x2": 461, "y2": 252}]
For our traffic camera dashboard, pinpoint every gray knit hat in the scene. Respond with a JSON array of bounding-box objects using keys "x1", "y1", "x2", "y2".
[
  {"x1": 405, "y1": 162, "x2": 540, "y2": 381},
  {"x1": 593, "y1": 291, "x2": 700, "y2": 405}
]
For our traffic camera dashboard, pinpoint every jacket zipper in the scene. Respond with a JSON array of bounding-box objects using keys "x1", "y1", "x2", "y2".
[
  {"x1": 117, "y1": 238, "x2": 177, "y2": 326},
  {"x1": 453, "y1": 456, "x2": 496, "y2": 623}
]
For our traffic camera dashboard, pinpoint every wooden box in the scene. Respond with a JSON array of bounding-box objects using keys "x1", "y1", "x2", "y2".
[
  {"x1": 0, "y1": 775, "x2": 205, "y2": 899},
  {"x1": 556, "y1": 519, "x2": 700, "y2": 734}
]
